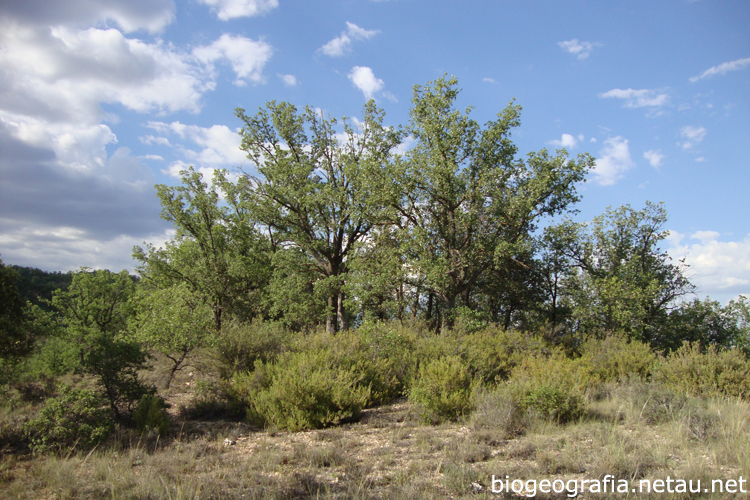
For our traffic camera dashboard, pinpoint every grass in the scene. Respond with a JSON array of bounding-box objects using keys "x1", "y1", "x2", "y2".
[{"x1": 1, "y1": 382, "x2": 749, "y2": 499}]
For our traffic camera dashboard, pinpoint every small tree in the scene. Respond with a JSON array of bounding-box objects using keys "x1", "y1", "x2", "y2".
[
  {"x1": 133, "y1": 283, "x2": 214, "y2": 389},
  {"x1": 51, "y1": 269, "x2": 150, "y2": 417},
  {"x1": 556, "y1": 202, "x2": 695, "y2": 343}
]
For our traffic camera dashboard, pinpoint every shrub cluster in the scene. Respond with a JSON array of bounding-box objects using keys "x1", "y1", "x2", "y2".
[
  {"x1": 653, "y1": 342, "x2": 750, "y2": 398},
  {"x1": 24, "y1": 386, "x2": 113, "y2": 453}
]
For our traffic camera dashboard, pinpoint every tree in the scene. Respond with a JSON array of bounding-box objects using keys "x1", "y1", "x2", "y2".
[
  {"x1": 51, "y1": 269, "x2": 150, "y2": 417},
  {"x1": 557, "y1": 202, "x2": 695, "y2": 343},
  {"x1": 133, "y1": 283, "x2": 214, "y2": 389},
  {"x1": 389, "y1": 76, "x2": 593, "y2": 331},
  {"x1": 655, "y1": 296, "x2": 750, "y2": 353},
  {"x1": 134, "y1": 167, "x2": 272, "y2": 331},
  {"x1": 0, "y1": 258, "x2": 32, "y2": 361},
  {"x1": 235, "y1": 100, "x2": 403, "y2": 332}
]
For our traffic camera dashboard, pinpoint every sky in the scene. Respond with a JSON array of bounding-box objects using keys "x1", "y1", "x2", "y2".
[{"x1": 0, "y1": 0, "x2": 748, "y2": 304}]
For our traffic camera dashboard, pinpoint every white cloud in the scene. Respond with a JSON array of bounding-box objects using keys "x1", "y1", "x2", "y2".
[
  {"x1": 320, "y1": 22, "x2": 379, "y2": 57},
  {"x1": 643, "y1": 149, "x2": 664, "y2": 168},
  {"x1": 680, "y1": 125, "x2": 707, "y2": 150},
  {"x1": 667, "y1": 231, "x2": 750, "y2": 303},
  {"x1": 549, "y1": 133, "x2": 578, "y2": 149},
  {"x1": 483, "y1": 77, "x2": 497, "y2": 84},
  {"x1": 278, "y1": 74, "x2": 298, "y2": 87},
  {"x1": 690, "y1": 57, "x2": 750, "y2": 82},
  {"x1": 140, "y1": 135, "x2": 171, "y2": 146},
  {"x1": 196, "y1": 0, "x2": 278, "y2": 20},
  {"x1": 599, "y1": 88, "x2": 669, "y2": 108},
  {"x1": 558, "y1": 39, "x2": 600, "y2": 59},
  {"x1": 592, "y1": 136, "x2": 634, "y2": 186},
  {"x1": 147, "y1": 121, "x2": 247, "y2": 167},
  {"x1": 348, "y1": 66, "x2": 385, "y2": 100},
  {"x1": 193, "y1": 34, "x2": 273, "y2": 86}
]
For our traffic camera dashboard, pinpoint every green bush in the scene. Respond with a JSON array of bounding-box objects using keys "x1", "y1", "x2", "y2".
[
  {"x1": 409, "y1": 356, "x2": 475, "y2": 424},
  {"x1": 215, "y1": 318, "x2": 291, "y2": 377},
  {"x1": 237, "y1": 350, "x2": 371, "y2": 431},
  {"x1": 24, "y1": 386, "x2": 113, "y2": 453},
  {"x1": 335, "y1": 325, "x2": 416, "y2": 406},
  {"x1": 132, "y1": 394, "x2": 170, "y2": 435},
  {"x1": 653, "y1": 342, "x2": 750, "y2": 398},
  {"x1": 581, "y1": 334, "x2": 656, "y2": 383},
  {"x1": 507, "y1": 352, "x2": 589, "y2": 423},
  {"x1": 461, "y1": 327, "x2": 543, "y2": 384}
]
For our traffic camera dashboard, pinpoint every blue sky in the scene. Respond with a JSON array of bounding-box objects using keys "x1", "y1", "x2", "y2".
[{"x1": 0, "y1": 0, "x2": 748, "y2": 303}]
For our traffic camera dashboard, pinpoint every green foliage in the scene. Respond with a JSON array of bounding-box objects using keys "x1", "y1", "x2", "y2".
[
  {"x1": 653, "y1": 342, "x2": 750, "y2": 399},
  {"x1": 656, "y1": 297, "x2": 750, "y2": 353},
  {"x1": 0, "y1": 258, "x2": 33, "y2": 361},
  {"x1": 25, "y1": 336, "x2": 80, "y2": 378},
  {"x1": 236, "y1": 350, "x2": 371, "y2": 431},
  {"x1": 390, "y1": 75, "x2": 593, "y2": 330},
  {"x1": 25, "y1": 386, "x2": 112, "y2": 453},
  {"x1": 414, "y1": 326, "x2": 543, "y2": 386},
  {"x1": 134, "y1": 167, "x2": 272, "y2": 331},
  {"x1": 51, "y1": 269, "x2": 152, "y2": 416},
  {"x1": 132, "y1": 394, "x2": 170, "y2": 435},
  {"x1": 215, "y1": 317, "x2": 291, "y2": 377},
  {"x1": 409, "y1": 356, "x2": 475, "y2": 424},
  {"x1": 507, "y1": 352, "x2": 589, "y2": 423},
  {"x1": 8, "y1": 266, "x2": 72, "y2": 311},
  {"x1": 580, "y1": 334, "x2": 656, "y2": 383},
  {"x1": 236, "y1": 100, "x2": 403, "y2": 333},
  {"x1": 554, "y1": 202, "x2": 695, "y2": 344},
  {"x1": 133, "y1": 282, "x2": 214, "y2": 387}
]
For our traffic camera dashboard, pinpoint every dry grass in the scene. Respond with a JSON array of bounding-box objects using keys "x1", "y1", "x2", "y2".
[{"x1": 1, "y1": 375, "x2": 749, "y2": 499}]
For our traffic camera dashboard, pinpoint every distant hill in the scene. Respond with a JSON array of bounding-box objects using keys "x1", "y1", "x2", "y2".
[{"x1": 9, "y1": 266, "x2": 73, "y2": 310}]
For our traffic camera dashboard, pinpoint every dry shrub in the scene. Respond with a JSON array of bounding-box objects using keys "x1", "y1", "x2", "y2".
[
  {"x1": 653, "y1": 342, "x2": 750, "y2": 399},
  {"x1": 581, "y1": 334, "x2": 656, "y2": 383},
  {"x1": 408, "y1": 356, "x2": 475, "y2": 424},
  {"x1": 506, "y1": 351, "x2": 590, "y2": 423}
]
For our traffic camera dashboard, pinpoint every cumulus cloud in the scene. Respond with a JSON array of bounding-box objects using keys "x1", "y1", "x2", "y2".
[
  {"x1": 0, "y1": 0, "x2": 176, "y2": 33},
  {"x1": 483, "y1": 77, "x2": 497, "y2": 84},
  {"x1": 667, "y1": 231, "x2": 750, "y2": 303},
  {"x1": 591, "y1": 136, "x2": 634, "y2": 186},
  {"x1": 680, "y1": 125, "x2": 707, "y2": 150},
  {"x1": 194, "y1": 34, "x2": 273, "y2": 86},
  {"x1": 146, "y1": 121, "x2": 247, "y2": 170},
  {"x1": 643, "y1": 149, "x2": 665, "y2": 168},
  {"x1": 0, "y1": 125, "x2": 171, "y2": 271},
  {"x1": 549, "y1": 133, "x2": 579, "y2": 149},
  {"x1": 599, "y1": 88, "x2": 669, "y2": 109},
  {"x1": 690, "y1": 57, "x2": 750, "y2": 82},
  {"x1": 348, "y1": 66, "x2": 385, "y2": 99},
  {"x1": 558, "y1": 39, "x2": 600, "y2": 59},
  {"x1": 197, "y1": 0, "x2": 278, "y2": 20},
  {"x1": 278, "y1": 74, "x2": 298, "y2": 87},
  {"x1": 320, "y1": 22, "x2": 379, "y2": 57}
]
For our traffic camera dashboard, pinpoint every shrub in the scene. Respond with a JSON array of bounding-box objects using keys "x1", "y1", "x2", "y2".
[
  {"x1": 238, "y1": 350, "x2": 371, "y2": 431},
  {"x1": 461, "y1": 327, "x2": 543, "y2": 384},
  {"x1": 581, "y1": 334, "x2": 656, "y2": 383},
  {"x1": 409, "y1": 356, "x2": 475, "y2": 424},
  {"x1": 132, "y1": 394, "x2": 170, "y2": 435},
  {"x1": 653, "y1": 342, "x2": 750, "y2": 398},
  {"x1": 25, "y1": 386, "x2": 112, "y2": 453},
  {"x1": 215, "y1": 318, "x2": 291, "y2": 377},
  {"x1": 507, "y1": 352, "x2": 589, "y2": 423}
]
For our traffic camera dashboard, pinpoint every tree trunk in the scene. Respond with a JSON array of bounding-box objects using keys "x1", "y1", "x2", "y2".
[
  {"x1": 337, "y1": 292, "x2": 348, "y2": 331},
  {"x1": 441, "y1": 294, "x2": 456, "y2": 333},
  {"x1": 326, "y1": 295, "x2": 336, "y2": 333}
]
